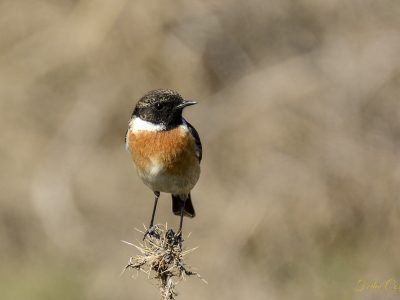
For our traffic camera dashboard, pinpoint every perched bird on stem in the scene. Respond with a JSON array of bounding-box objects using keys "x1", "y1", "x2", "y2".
[{"x1": 125, "y1": 89, "x2": 202, "y2": 237}]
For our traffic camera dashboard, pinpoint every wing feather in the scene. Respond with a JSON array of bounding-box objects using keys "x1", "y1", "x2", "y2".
[{"x1": 184, "y1": 119, "x2": 202, "y2": 162}]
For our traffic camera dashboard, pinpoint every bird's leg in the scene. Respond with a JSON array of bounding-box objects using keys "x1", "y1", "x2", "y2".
[
  {"x1": 143, "y1": 191, "x2": 160, "y2": 240},
  {"x1": 149, "y1": 191, "x2": 160, "y2": 228},
  {"x1": 174, "y1": 200, "x2": 186, "y2": 247},
  {"x1": 177, "y1": 199, "x2": 185, "y2": 236}
]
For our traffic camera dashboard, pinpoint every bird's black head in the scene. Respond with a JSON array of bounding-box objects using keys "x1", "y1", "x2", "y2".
[{"x1": 132, "y1": 89, "x2": 196, "y2": 129}]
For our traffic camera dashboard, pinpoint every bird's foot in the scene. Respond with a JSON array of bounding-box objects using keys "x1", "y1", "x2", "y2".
[
  {"x1": 174, "y1": 230, "x2": 184, "y2": 248},
  {"x1": 162, "y1": 229, "x2": 183, "y2": 248},
  {"x1": 143, "y1": 225, "x2": 160, "y2": 240}
]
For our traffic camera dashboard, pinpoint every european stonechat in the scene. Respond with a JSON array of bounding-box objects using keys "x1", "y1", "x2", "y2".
[{"x1": 125, "y1": 89, "x2": 202, "y2": 235}]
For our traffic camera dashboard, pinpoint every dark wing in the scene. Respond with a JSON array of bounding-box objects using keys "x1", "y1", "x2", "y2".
[{"x1": 185, "y1": 119, "x2": 202, "y2": 162}]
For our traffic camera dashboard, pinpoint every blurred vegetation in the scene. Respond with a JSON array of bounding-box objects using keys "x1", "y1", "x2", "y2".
[{"x1": 1, "y1": 0, "x2": 400, "y2": 299}]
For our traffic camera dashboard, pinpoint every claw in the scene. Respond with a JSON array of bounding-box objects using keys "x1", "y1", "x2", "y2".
[
  {"x1": 174, "y1": 230, "x2": 183, "y2": 248},
  {"x1": 143, "y1": 225, "x2": 160, "y2": 240}
]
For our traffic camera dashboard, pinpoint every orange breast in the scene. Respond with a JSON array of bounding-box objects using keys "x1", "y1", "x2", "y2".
[{"x1": 127, "y1": 127, "x2": 198, "y2": 176}]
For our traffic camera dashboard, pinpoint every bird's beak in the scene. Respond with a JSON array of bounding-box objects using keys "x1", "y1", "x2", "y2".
[{"x1": 176, "y1": 100, "x2": 197, "y2": 109}]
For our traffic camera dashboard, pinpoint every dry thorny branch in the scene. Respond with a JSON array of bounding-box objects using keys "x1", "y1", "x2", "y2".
[{"x1": 123, "y1": 224, "x2": 207, "y2": 300}]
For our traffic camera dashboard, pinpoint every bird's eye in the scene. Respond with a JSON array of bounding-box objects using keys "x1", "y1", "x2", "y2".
[{"x1": 155, "y1": 103, "x2": 163, "y2": 110}]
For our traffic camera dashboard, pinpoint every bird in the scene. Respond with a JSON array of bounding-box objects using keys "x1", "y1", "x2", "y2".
[{"x1": 125, "y1": 89, "x2": 202, "y2": 237}]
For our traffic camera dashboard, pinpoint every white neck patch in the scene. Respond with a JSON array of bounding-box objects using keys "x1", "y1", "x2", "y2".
[{"x1": 129, "y1": 117, "x2": 166, "y2": 133}]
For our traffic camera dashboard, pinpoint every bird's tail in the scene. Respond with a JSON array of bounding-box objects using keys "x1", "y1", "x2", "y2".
[{"x1": 172, "y1": 193, "x2": 195, "y2": 218}]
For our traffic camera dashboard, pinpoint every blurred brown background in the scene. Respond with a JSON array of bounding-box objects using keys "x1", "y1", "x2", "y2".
[{"x1": 1, "y1": 0, "x2": 400, "y2": 299}]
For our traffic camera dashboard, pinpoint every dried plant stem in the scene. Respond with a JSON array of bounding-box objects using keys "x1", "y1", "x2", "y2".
[{"x1": 123, "y1": 224, "x2": 206, "y2": 300}]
